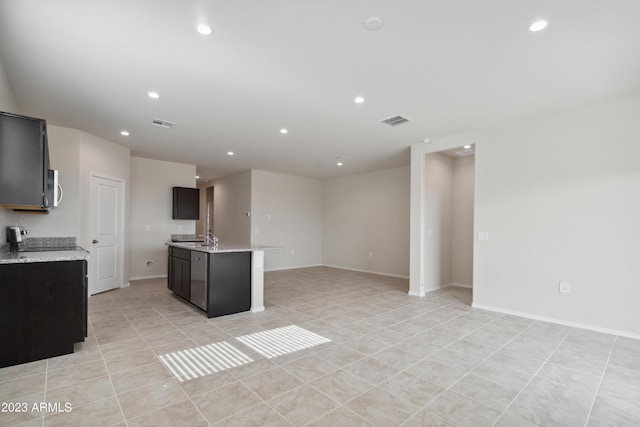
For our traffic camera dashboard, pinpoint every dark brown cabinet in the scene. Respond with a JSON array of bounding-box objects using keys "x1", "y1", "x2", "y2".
[
  {"x1": 0, "y1": 260, "x2": 87, "y2": 368},
  {"x1": 172, "y1": 187, "x2": 199, "y2": 220},
  {"x1": 168, "y1": 247, "x2": 190, "y2": 300},
  {"x1": 0, "y1": 112, "x2": 50, "y2": 210},
  {"x1": 208, "y1": 252, "x2": 251, "y2": 317}
]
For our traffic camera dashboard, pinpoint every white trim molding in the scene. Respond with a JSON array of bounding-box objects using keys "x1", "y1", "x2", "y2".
[
  {"x1": 472, "y1": 303, "x2": 640, "y2": 341},
  {"x1": 128, "y1": 274, "x2": 167, "y2": 281},
  {"x1": 323, "y1": 264, "x2": 409, "y2": 280},
  {"x1": 445, "y1": 282, "x2": 473, "y2": 289}
]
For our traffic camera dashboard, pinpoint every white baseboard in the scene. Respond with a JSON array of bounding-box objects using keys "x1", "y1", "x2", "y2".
[
  {"x1": 121, "y1": 282, "x2": 130, "y2": 288},
  {"x1": 322, "y1": 264, "x2": 409, "y2": 280},
  {"x1": 265, "y1": 264, "x2": 323, "y2": 272},
  {"x1": 408, "y1": 285, "x2": 449, "y2": 297},
  {"x1": 129, "y1": 274, "x2": 167, "y2": 281},
  {"x1": 445, "y1": 282, "x2": 473, "y2": 289},
  {"x1": 472, "y1": 303, "x2": 640, "y2": 341}
]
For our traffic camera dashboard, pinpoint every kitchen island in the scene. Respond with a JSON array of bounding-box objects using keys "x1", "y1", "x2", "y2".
[{"x1": 166, "y1": 242, "x2": 276, "y2": 318}]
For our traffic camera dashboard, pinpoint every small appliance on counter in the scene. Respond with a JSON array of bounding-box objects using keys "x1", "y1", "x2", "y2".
[{"x1": 7, "y1": 226, "x2": 29, "y2": 252}]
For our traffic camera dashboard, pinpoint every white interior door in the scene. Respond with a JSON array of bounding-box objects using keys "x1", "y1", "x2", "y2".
[{"x1": 89, "y1": 175, "x2": 124, "y2": 295}]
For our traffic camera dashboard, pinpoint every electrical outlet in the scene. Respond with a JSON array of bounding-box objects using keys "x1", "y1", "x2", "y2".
[
  {"x1": 478, "y1": 231, "x2": 489, "y2": 241},
  {"x1": 559, "y1": 282, "x2": 571, "y2": 294},
  {"x1": 145, "y1": 224, "x2": 150, "y2": 232},
  {"x1": 369, "y1": 252, "x2": 373, "y2": 259}
]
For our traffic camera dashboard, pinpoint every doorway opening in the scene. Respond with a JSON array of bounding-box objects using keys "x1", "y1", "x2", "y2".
[
  {"x1": 88, "y1": 174, "x2": 125, "y2": 295},
  {"x1": 422, "y1": 145, "x2": 475, "y2": 293},
  {"x1": 409, "y1": 141, "x2": 477, "y2": 296}
]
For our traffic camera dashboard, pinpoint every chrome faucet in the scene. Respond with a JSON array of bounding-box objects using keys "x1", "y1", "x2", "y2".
[{"x1": 199, "y1": 232, "x2": 219, "y2": 247}]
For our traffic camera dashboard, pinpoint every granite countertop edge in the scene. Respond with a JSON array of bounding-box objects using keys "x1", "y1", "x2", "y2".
[
  {"x1": 166, "y1": 241, "x2": 280, "y2": 253},
  {"x1": 0, "y1": 245, "x2": 91, "y2": 264}
]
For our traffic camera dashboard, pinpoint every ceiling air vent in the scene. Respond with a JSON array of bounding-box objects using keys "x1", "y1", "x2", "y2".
[
  {"x1": 151, "y1": 118, "x2": 176, "y2": 129},
  {"x1": 381, "y1": 115, "x2": 410, "y2": 126}
]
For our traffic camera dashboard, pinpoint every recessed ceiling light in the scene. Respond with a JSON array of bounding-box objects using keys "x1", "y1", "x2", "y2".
[
  {"x1": 529, "y1": 20, "x2": 548, "y2": 32},
  {"x1": 195, "y1": 175, "x2": 200, "y2": 179},
  {"x1": 364, "y1": 17, "x2": 384, "y2": 31},
  {"x1": 336, "y1": 156, "x2": 344, "y2": 166},
  {"x1": 148, "y1": 91, "x2": 160, "y2": 99},
  {"x1": 227, "y1": 151, "x2": 234, "y2": 156},
  {"x1": 120, "y1": 130, "x2": 130, "y2": 136},
  {"x1": 464, "y1": 144, "x2": 472, "y2": 149},
  {"x1": 354, "y1": 96, "x2": 365, "y2": 104},
  {"x1": 280, "y1": 128, "x2": 288, "y2": 134},
  {"x1": 197, "y1": 24, "x2": 213, "y2": 35}
]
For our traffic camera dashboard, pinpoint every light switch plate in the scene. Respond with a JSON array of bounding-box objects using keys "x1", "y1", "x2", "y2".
[
  {"x1": 478, "y1": 231, "x2": 489, "y2": 241},
  {"x1": 559, "y1": 282, "x2": 571, "y2": 294}
]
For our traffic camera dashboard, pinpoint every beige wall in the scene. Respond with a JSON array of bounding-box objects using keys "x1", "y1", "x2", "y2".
[
  {"x1": 213, "y1": 170, "x2": 252, "y2": 245},
  {"x1": 411, "y1": 92, "x2": 640, "y2": 337},
  {"x1": 451, "y1": 155, "x2": 475, "y2": 286},
  {"x1": 129, "y1": 157, "x2": 196, "y2": 279},
  {"x1": 323, "y1": 166, "x2": 410, "y2": 278},
  {"x1": 0, "y1": 57, "x2": 19, "y2": 242},
  {"x1": 130, "y1": 157, "x2": 196, "y2": 279},
  {"x1": 424, "y1": 153, "x2": 453, "y2": 290},
  {"x1": 16, "y1": 127, "x2": 81, "y2": 238},
  {"x1": 251, "y1": 170, "x2": 323, "y2": 271},
  {"x1": 195, "y1": 181, "x2": 209, "y2": 237}
]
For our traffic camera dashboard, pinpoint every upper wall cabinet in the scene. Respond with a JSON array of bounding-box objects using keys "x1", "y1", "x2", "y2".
[
  {"x1": 172, "y1": 187, "x2": 199, "y2": 219},
  {"x1": 0, "y1": 111, "x2": 53, "y2": 212}
]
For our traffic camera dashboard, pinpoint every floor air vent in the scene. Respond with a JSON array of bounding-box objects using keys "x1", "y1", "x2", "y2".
[
  {"x1": 152, "y1": 118, "x2": 176, "y2": 129},
  {"x1": 381, "y1": 115, "x2": 410, "y2": 126}
]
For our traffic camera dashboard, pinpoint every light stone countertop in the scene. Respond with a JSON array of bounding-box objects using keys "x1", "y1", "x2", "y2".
[
  {"x1": 0, "y1": 246, "x2": 91, "y2": 264},
  {"x1": 166, "y1": 241, "x2": 280, "y2": 254}
]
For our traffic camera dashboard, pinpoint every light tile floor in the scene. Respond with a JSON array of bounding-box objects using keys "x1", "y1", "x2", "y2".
[{"x1": 1, "y1": 266, "x2": 639, "y2": 426}]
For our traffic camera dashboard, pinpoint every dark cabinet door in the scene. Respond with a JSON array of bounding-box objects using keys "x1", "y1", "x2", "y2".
[
  {"x1": 172, "y1": 187, "x2": 199, "y2": 219},
  {"x1": 171, "y1": 256, "x2": 191, "y2": 301},
  {"x1": 207, "y1": 252, "x2": 251, "y2": 317},
  {"x1": 0, "y1": 260, "x2": 87, "y2": 368},
  {"x1": 0, "y1": 112, "x2": 47, "y2": 206},
  {"x1": 167, "y1": 254, "x2": 173, "y2": 290}
]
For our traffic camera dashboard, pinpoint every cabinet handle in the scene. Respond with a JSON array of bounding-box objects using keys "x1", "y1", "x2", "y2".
[{"x1": 92, "y1": 240, "x2": 99, "y2": 244}]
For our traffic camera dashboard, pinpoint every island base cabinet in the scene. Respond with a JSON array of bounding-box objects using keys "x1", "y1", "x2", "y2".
[
  {"x1": 168, "y1": 247, "x2": 190, "y2": 300},
  {"x1": 0, "y1": 260, "x2": 87, "y2": 368},
  {"x1": 207, "y1": 252, "x2": 251, "y2": 318}
]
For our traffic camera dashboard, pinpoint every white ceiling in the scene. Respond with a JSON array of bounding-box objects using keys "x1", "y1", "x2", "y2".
[{"x1": 1, "y1": 0, "x2": 639, "y2": 181}]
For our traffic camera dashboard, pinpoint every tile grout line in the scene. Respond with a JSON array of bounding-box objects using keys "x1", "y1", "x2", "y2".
[
  {"x1": 396, "y1": 313, "x2": 538, "y2": 425},
  {"x1": 41, "y1": 359, "x2": 48, "y2": 427},
  {"x1": 11, "y1": 273, "x2": 636, "y2": 427},
  {"x1": 489, "y1": 325, "x2": 576, "y2": 427},
  {"x1": 92, "y1": 297, "x2": 130, "y2": 427},
  {"x1": 107, "y1": 289, "x2": 206, "y2": 426},
  {"x1": 383, "y1": 305, "x2": 494, "y2": 424},
  {"x1": 299, "y1": 300, "x2": 495, "y2": 426},
  {"x1": 583, "y1": 335, "x2": 617, "y2": 427}
]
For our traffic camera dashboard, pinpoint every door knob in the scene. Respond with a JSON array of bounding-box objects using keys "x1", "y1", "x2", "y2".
[{"x1": 92, "y1": 239, "x2": 99, "y2": 244}]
